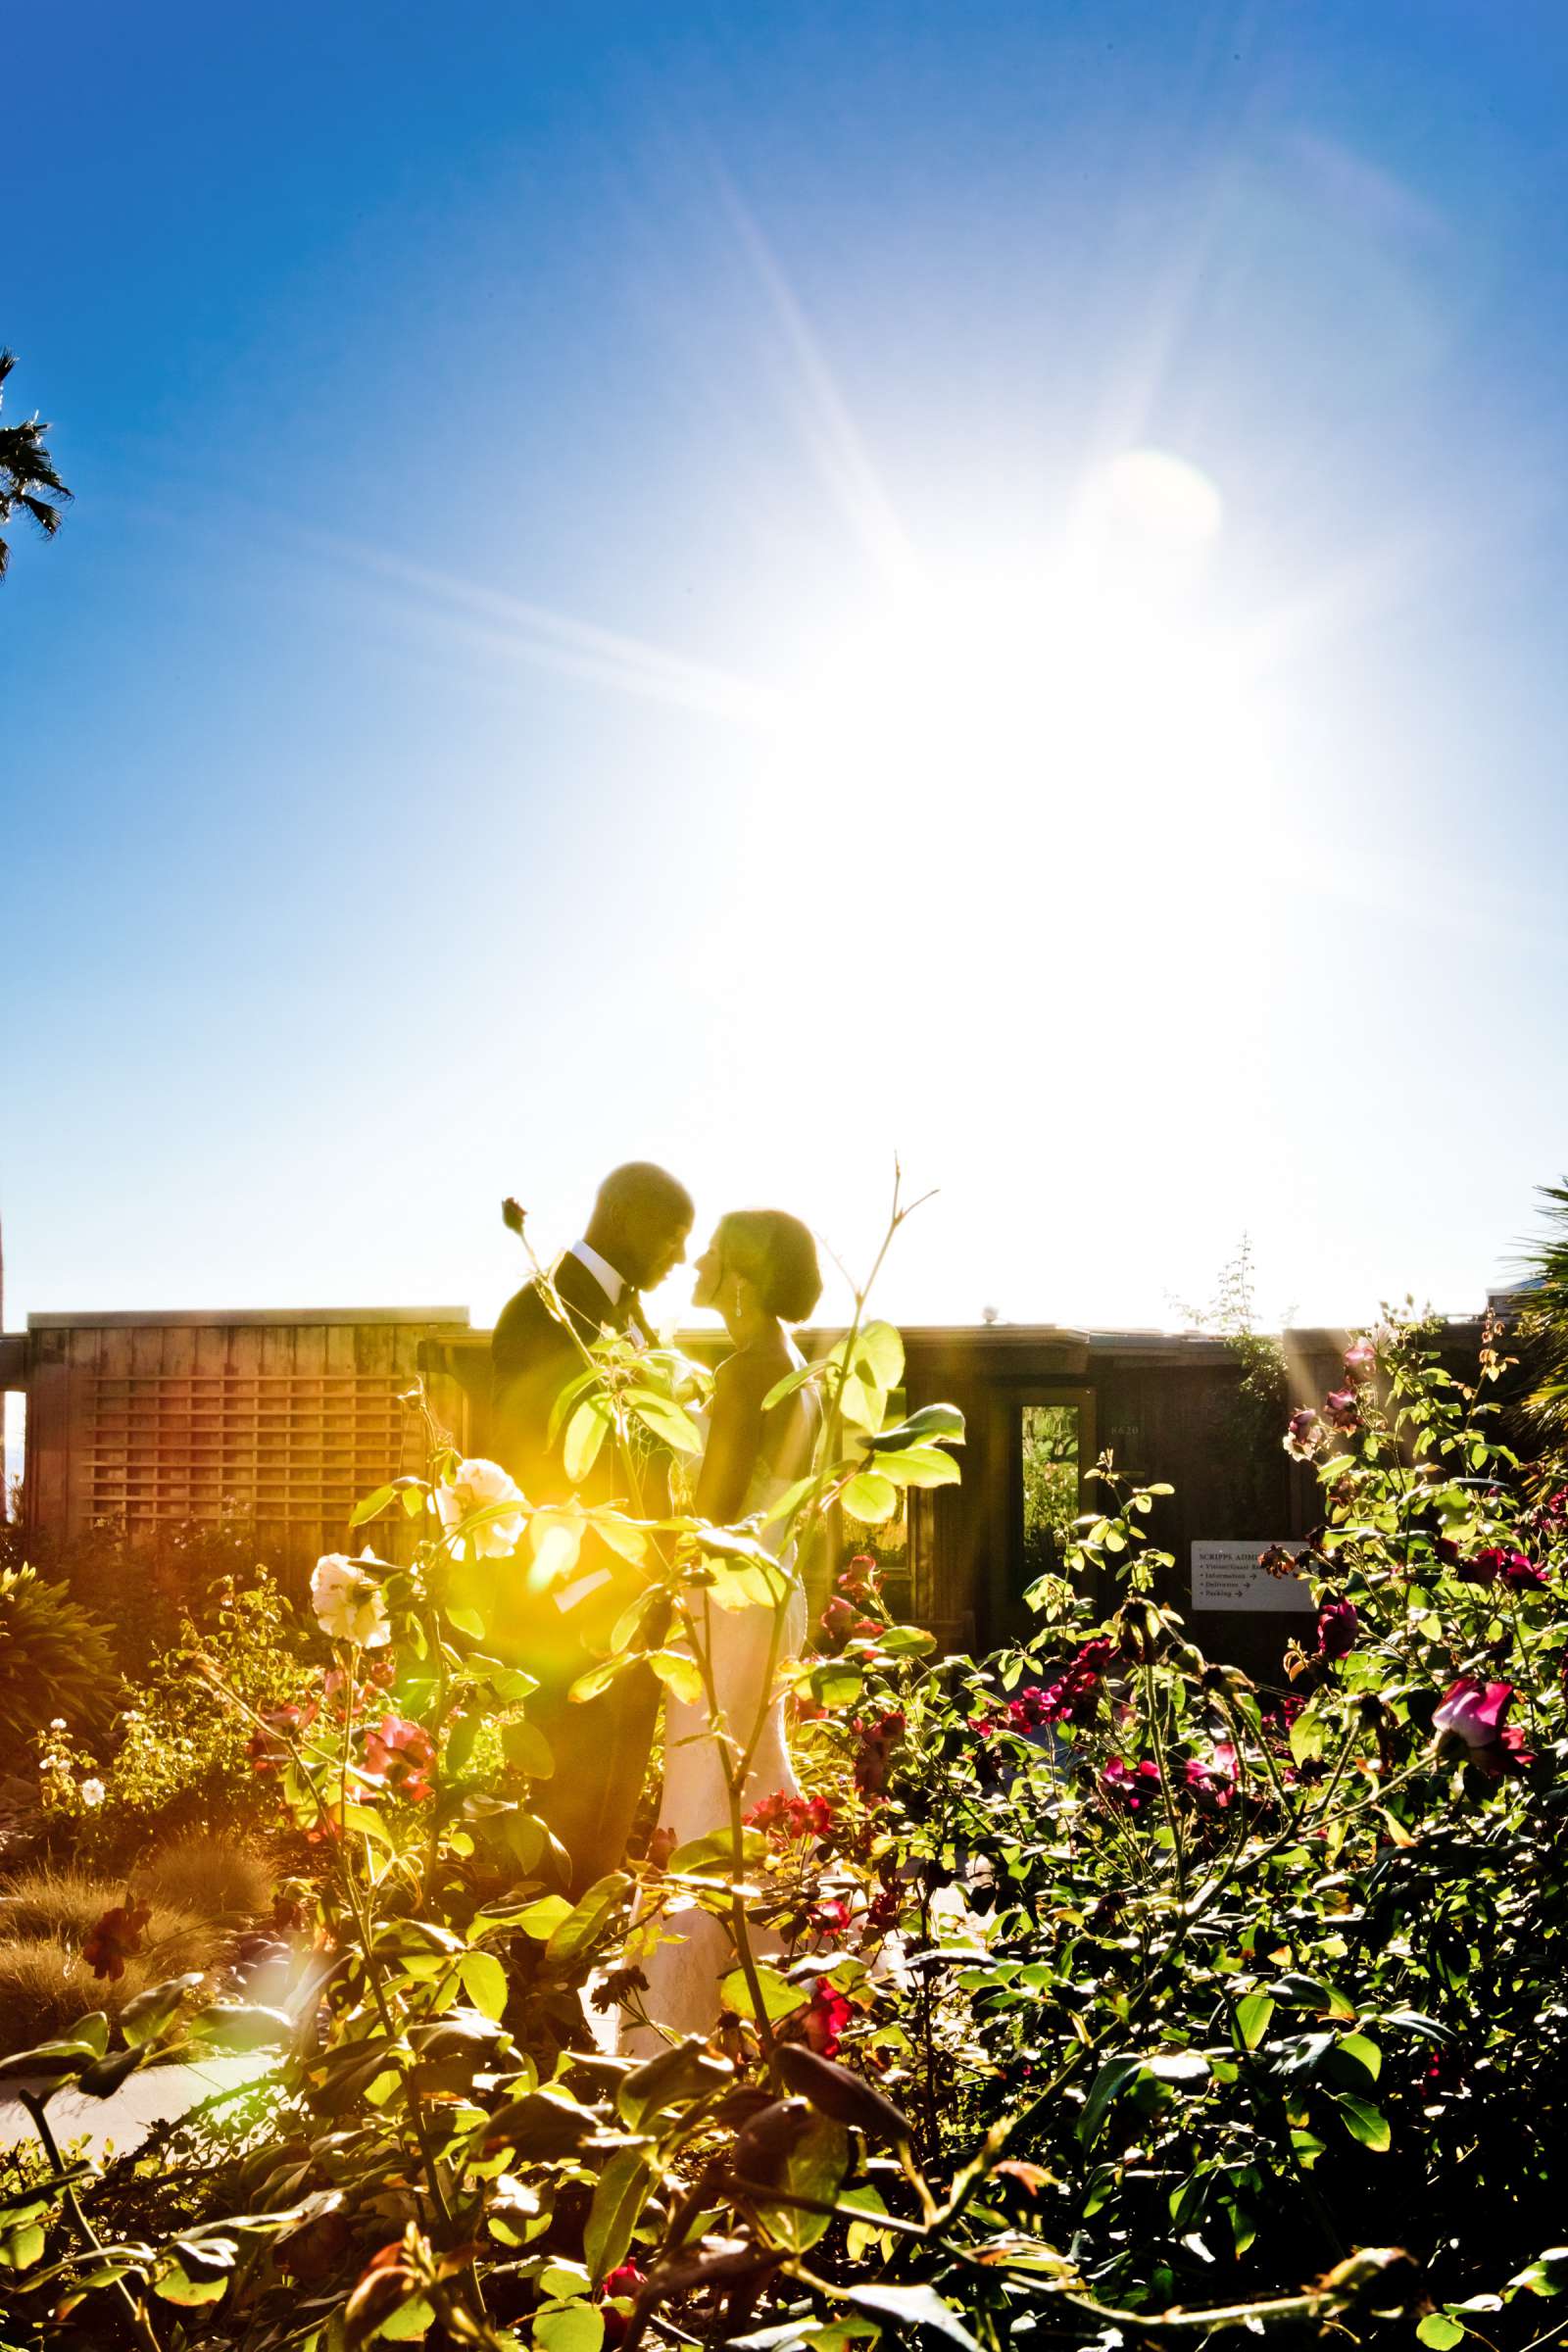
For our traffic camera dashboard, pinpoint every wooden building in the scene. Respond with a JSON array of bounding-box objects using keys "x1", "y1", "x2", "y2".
[
  {"x1": 8, "y1": 1308, "x2": 471, "y2": 1578},
  {"x1": 4, "y1": 1303, "x2": 1488, "y2": 1677}
]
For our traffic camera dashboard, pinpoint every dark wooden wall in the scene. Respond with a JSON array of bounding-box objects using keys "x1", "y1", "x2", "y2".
[
  {"x1": 15, "y1": 1308, "x2": 1487, "y2": 1679},
  {"x1": 21, "y1": 1310, "x2": 472, "y2": 1581}
]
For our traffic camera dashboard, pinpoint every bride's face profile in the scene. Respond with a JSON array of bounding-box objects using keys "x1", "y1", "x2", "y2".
[{"x1": 692, "y1": 1233, "x2": 725, "y2": 1311}]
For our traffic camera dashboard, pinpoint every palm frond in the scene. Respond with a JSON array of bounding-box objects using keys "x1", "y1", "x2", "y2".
[
  {"x1": 1520, "y1": 1180, "x2": 1568, "y2": 1450},
  {"x1": 18, "y1": 492, "x2": 63, "y2": 535}
]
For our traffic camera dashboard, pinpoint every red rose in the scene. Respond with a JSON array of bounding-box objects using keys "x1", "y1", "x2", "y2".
[
  {"x1": 83, "y1": 1898, "x2": 152, "y2": 1982},
  {"x1": 363, "y1": 1715, "x2": 437, "y2": 1803}
]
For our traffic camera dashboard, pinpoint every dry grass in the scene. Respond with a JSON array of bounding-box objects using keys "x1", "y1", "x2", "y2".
[
  {"x1": 0, "y1": 1845, "x2": 276, "y2": 2057},
  {"x1": 0, "y1": 1867, "x2": 220, "y2": 1971},
  {"x1": 0, "y1": 1933, "x2": 180, "y2": 2046},
  {"x1": 142, "y1": 1836, "x2": 277, "y2": 1923}
]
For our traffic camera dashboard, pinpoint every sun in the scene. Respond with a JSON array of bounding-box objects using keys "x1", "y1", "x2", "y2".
[{"x1": 765, "y1": 449, "x2": 1257, "y2": 917}]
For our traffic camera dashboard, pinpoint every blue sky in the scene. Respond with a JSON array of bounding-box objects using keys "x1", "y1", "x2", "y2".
[{"x1": 5, "y1": 0, "x2": 1567, "y2": 1365}]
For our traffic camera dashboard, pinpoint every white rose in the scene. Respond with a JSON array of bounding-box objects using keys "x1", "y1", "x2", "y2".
[
  {"x1": 435, "y1": 1457, "x2": 526, "y2": 1559},
  {"x1": 311, "y1": 1551, "x2": 392, "y2": 1647},
  {"x1": 79, "y1": 1778, "x2": 105, "y2": 1807}
]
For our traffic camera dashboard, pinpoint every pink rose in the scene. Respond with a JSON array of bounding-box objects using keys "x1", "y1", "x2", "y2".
[{"x1": 1432, "y1": 1679, "x2": 1514, "y2": 1749}]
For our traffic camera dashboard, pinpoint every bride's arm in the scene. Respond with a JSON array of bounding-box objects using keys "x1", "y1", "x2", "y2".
[{"x1": 695, "y1": 1353, "x2": 768, "y2": 1527}]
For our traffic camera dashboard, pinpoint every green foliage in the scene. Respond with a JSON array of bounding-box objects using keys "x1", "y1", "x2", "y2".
[
  {"x1": 9, "y1": 1208, "x2": 1568, "y2": 2352},
  {"x1": 1520, "y1": 1177, "x2": 1568, "y2": 1456},
  {"x1": 1, "y1": 1511, "x2": 264, "y2": 1679},
  {"x1": 0, "y1": 1563, "x2": 119, "y2": 1738},
  {"x1": 43, "y1": 1570, "x2": 318, "y2": 1866},
  {"x1": 0, "y1": 348, "x2": 72, "y2": 582}
]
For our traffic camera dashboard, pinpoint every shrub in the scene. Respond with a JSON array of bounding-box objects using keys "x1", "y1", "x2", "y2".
[
  {"x1": 0, "y1": 1513, "x2": 265, "y2": 1681},
  {"x1": 47, "y1": 1569, "x2": 318, "y2": 1867},
  {"x1": 140, "y1": 1836, "x2": 276, "y2": 1923},
  {"x1": 12, "y1": 1241, "x2": 1568, "y2": 2351},
  {"x1": 0, "y1": 1563, "x2": 120, "y2": 1739},
  {"x1": 0, "y1": 1932, "x2": 209, "y2": 2048},
  {"x1": 0, "y1": 1867, "x2": 220, "y2": 1972}
]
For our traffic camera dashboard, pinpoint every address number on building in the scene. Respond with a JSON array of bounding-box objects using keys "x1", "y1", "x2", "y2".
[{"x1": 1191, "y1": 1541, "x2": 1312, "y2": 1613}]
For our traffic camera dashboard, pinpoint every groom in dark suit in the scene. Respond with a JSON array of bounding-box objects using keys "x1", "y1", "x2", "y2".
[{"x1": 490, "y1": 1162, "x2": 694, "y2": 1894}]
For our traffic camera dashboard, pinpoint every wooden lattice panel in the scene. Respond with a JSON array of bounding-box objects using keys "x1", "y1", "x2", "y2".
[{"x1": 82, "y1": 1371, "x2": 411, "y2": 1531}]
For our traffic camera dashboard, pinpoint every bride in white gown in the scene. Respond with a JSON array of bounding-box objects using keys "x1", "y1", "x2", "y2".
[{"x1": 622, "y1": 1207, "x2": 822, "y2": 2049}]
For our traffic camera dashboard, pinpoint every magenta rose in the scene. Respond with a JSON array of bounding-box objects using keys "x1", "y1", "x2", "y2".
[
  {"x1": 1316, "y1": 1598, "x2": 1358, "y2": 1661},
  {"x1": 1432, "y1": 1679, "x2": 1514, "y2": 1749}
]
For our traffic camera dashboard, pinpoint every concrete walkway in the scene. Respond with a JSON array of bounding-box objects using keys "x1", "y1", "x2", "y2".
[{"x1": 0, "y1": 2052, "x2": 276, "y2": 2162}]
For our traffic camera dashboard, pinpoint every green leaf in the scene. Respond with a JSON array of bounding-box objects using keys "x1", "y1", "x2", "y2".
[
  {"x1": 65, "y1": 2010, "x2": 109, "y2": 2057},
  {"x1": 189, "y1": 2002, "x2": 295, "y2": 2051},
  {"x1": 1235, "y1": 1993, "x2": 1275, "y2": 2051},
  {"x1": 534, "y1": 2304, "x2": 605, "y2": 2352},
  {"x1": 448, "y1": 1603, "x2": 488, "y2": 1642},
  {"x1": 0, "y1": 2223, "x2": 46, "y2": 2271},
  {"x1": 583, "y1": 2148, "x2": 652, "y2": 2285},
  {"x1": 502, "y1": 1717, "x2": 556, "y2": 1780},
  {"x1": 719, "y1": 1964, "x2": 810, "y2": 2024},
  {"x1": 342, "y1": 1802, "x2": 396, "y2": 1852},
  {"x1": 1417, "y1": 2317, "x2": 1465, "y2": 2349},
  {"x1": 837, "y1": 2282, "x2": 979, "y2": 2351},
  {"x1": 1337, "y1": 2094, "x2": 1391, "y2": 2152},
  {"x1": 540, "y1": 2262, "x2": 592, "y2": 2299},
  {"x1": 1290, "y1": 1704, "x2": 1329, "y2": 1767},
  {"x1": 878, "y1": 1624, "x2": 936, "y2": 1655},
  {"x1": 569, "y1": 1657, "x2": 634, "y2": 1704},
  {"x1": 648, "y1": 1649, "x2": 705, "y2": 1705},
  {"x1": 853, "y1": 1322, "x2": 905, "y2": 1392},
  {"x1": 514, "y1": 1894, "x2": 573, "y2": 1940},
  {"x1": 664, "y1": 1826, "x2": 765, "y2": 1880},
  {"x1": 445, "y1": 1709, "x2": 485, "y2": 1775},
  {"x1": 350, "y1": 1483, "x2": 397, "y2": 1527},
  {"x1": 618, "y1": 2035, "x2": 734, "y2": 2128},
  {"x1": 546, "y1": 1873, "x2": 631, "y2": 1965},
  {"x1": 1078, "y1": 2055, "x2": 1147, "y2": 2146},
  {"x1": 1509, "y1": 2248, "x2": 1568, "y2": 2298},
  {"x1": 804, "y1": 1661, "x2": 864, "y2": 1708},
  {"x1": 564, "y1": 1398, "x2": 612, "y2": 1484},
  {"x1": 1338, "y1": 2032, "x2": 1383, "y2": 2082},
  {"x1": 867, "y1": 1402, "x2": 965, "y2": 1452},
  {"x1": 380, "y1": 2296, "x2": 435, "y2": 2340},
  {"x1": 870, "y1": 1444, "x2": 960, "y2": 1490},
  {"x1": 460, "y1": 1952, "x2": 509, "y2": 2022},
  {"x1": 121, "y1": 1973, "x2": 205, "y2": 2048},
  {"x1": 154, "y1": 2257, "x2": 229, "y2": 2308},
  {"x1": 625, "y1": 1389, "x2": 703, "y2": 1454},
  {"x1": 477, "y1": 2088, "x2": 599, "y2": 2160},
  {"x1": 842, "y1": 1472, "x2": 899, "y2": 1525},
  {"x1": 761, "y1": 1357, "x2": 823, "y2": 1410},
  {"x1": 0, "y1": 2036, "x2": 99, "y2": 2087},
  {"x1": 776, "y1": 2044, "x2": 914, "y2": 2145}
]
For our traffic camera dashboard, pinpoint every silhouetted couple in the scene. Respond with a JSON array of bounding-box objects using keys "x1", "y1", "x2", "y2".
[{"x1": 490, "y1": 1161, "x2": 821, "y2": 2035}]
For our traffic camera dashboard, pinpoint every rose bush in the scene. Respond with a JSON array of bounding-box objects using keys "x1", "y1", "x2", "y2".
[{"x1": 6, "y1": 1225, "x2": 1568, "y2": 2352}]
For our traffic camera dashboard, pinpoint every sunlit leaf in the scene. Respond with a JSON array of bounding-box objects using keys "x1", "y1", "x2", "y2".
[
  {"x1": 842, "y1": 1472, "x2": 899, "y2": 1525},
  {"x1": 460, "y1": 1951, "x2": 509, "y2": 2022}
]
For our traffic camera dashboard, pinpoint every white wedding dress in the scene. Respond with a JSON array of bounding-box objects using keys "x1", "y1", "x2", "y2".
[{"x1": 618, "y1": 1343, "x2": 813, "y2": 2050}]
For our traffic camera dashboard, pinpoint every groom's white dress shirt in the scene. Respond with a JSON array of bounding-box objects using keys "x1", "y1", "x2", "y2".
[{"x1": 566, "y1": 1237, "x2": 626, "y2": 1311}]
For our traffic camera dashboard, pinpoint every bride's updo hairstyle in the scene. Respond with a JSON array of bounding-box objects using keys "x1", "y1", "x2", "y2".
[{"x1": 716, "y1": 1209, "x2": 822, "y2": 1325}]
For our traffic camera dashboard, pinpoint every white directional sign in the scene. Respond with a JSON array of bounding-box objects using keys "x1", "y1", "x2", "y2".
[{"x1": 1191, "y1": 1541, "x2": 1313, "y2": 1613}]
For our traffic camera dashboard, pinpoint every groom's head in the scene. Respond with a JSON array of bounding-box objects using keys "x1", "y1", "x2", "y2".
[{"x1": 586, "y1": 1161, "x2": 694, "y2": 1290}]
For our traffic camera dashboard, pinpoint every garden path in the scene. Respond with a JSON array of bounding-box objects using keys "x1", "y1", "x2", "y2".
[{"x1": 0, "y1": 2052, "x2": 273, "y2": 2161}]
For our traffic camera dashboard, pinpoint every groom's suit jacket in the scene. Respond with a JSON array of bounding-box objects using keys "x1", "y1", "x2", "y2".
[
  {"x1": 487, "y1": 1252, "x2": 669, "y2": 1676},
  {"x1": 487, "y1": 1250, "x2": 668, "y2": 1896}
]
